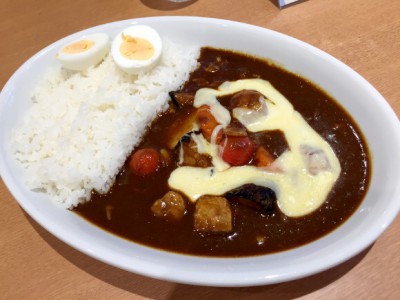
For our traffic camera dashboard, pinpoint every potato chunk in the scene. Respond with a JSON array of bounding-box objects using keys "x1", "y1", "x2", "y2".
[
  {"x1": 300, "y1": 145, "x2": 331, "y2": 175},
  {"x1": 178, "y1": 136, "x2": 212, "y2": 168},
  {"x1": 194, "y1": 196, "x2": 232, "y2": 232},
  {"x1": 151, "y1": 191, "x2": 186, "y2": 221}
]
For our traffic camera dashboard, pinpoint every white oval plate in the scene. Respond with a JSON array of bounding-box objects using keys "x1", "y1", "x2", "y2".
[{"x1": 1, "y1": 17, "x2": 400, "y2": 287}]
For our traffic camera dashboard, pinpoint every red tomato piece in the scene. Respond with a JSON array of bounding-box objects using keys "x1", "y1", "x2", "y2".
[
  {"x1": 129, "y1": 148, "x2": 160, "y2": 176},
  {"x1": 219, "y1": 136, "x2": 255, "y2": 166}
]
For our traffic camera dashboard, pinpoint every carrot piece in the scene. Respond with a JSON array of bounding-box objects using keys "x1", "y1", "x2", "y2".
[
  {"x1": 254, "y1": 146, "x2": 275, "y2": 167},
  {"x1": 196, "y1": 105, "x2": 221, "y2": 143}
]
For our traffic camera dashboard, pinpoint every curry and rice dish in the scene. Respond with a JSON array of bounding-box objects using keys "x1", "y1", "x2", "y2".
[
  {"x1": 11, "y1": 26, "x2": 370, "y2": 257},
  {"x1": 78, "y1": 48, "x2": 370, "y2": 256}
]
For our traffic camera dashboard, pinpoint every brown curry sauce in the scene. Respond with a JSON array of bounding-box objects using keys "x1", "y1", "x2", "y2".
[{"x1": 74, "y1": 47, "x2": 370, "y2": 257}]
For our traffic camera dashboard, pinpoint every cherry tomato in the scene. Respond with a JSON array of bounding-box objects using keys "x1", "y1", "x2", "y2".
[
  {"x1": 196, "y1": 105, "x2": 222, "y2": 143},
  {"x1": 219, "y1": 136, "x2": 255, "y2": 166},
  {"x1": 129, "y1": 148, "x2": 160, "y2": 176}
]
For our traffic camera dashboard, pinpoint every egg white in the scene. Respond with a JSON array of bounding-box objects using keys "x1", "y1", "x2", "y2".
[
  {"x1": 57, "y1": 33, "x2": 110, "y2": 71},
  {"x1": 111, "y1": 25, "x2": 162, "y2": 74}
]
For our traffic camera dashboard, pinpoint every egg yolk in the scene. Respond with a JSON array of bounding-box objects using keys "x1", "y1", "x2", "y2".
[
  {"x1": 62, "y1": 40, "x2": 95, "y2": 54},
  {"x1": 120, "y1": 33, "x2": 154, "y2": 60}
]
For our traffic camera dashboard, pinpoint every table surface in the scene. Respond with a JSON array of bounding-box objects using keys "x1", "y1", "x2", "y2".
[{"x1": 1, "y1": 0, "x2": 399, "y2": 298}]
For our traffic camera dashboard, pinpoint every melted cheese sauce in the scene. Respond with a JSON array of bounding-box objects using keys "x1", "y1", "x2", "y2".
[{"x1": 168, "y1": 79, "x2": 341, "y2": 217}]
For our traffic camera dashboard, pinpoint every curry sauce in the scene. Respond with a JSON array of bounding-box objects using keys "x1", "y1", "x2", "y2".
[{"x1": 74, "y1": 47, "x2": 370, "y2": 257}]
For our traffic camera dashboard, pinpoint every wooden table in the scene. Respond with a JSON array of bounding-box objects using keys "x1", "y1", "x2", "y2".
[{"x1": 1, "y1": 0, "x2": 399, "y2": 298}]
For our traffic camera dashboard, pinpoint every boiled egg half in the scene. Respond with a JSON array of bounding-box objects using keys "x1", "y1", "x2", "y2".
[
  {"x1": 56, "y1": 33, "x2": 109, "y2": 71},
  {"x1": 111, "y1": 25, "x2": 162, "y2": 74}
]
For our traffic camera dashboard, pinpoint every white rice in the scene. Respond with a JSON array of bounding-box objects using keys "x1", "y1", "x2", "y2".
[{"x1": 10, "y1": 39, "x2": 199, "y2": 208}]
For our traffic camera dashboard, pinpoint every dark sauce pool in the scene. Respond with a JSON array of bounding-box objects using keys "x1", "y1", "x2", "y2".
[{"x1": 74, "y1": 47, "x2": 371, "y2": 257}]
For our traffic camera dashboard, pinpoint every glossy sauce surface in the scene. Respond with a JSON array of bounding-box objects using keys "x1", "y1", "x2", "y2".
[{"x1": 74, "y1": 48, "x2": 370, "y2": 257}]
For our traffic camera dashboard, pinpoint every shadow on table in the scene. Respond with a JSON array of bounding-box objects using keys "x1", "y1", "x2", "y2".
[
  {"x1": 140, "y1": 0, "x2": 197, "y2": 11},
  {"x1": 27, "y1": 212, "x2": 371, "y2": 299}
]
